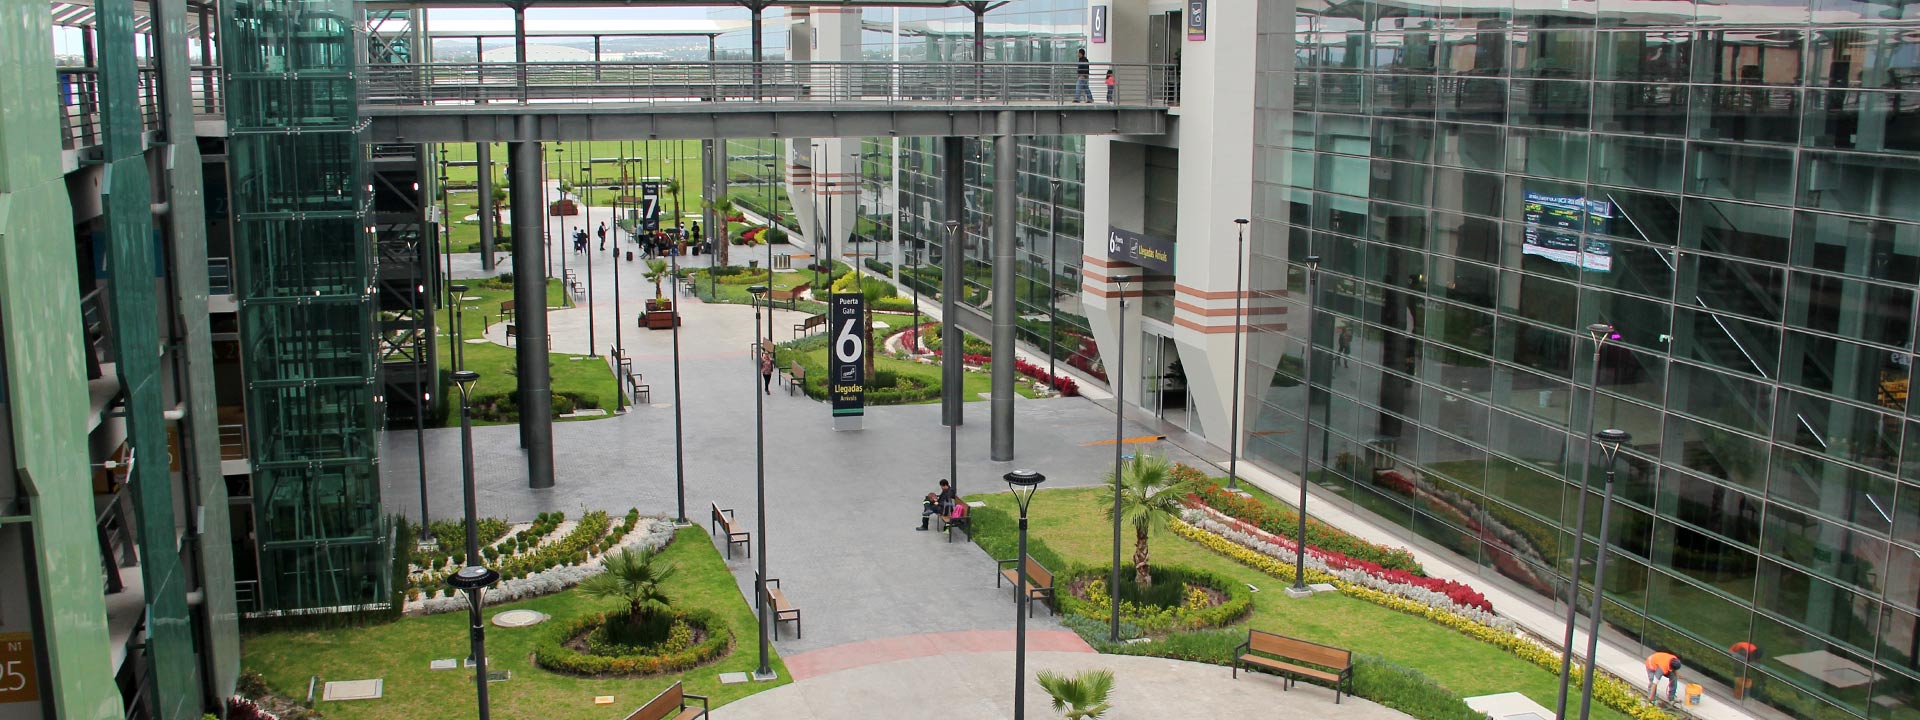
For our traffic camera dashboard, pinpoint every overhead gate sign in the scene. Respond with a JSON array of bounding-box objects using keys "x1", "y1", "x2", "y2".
[{"x1": 829, "y1": 293, "x2": 866, "y2": 417}]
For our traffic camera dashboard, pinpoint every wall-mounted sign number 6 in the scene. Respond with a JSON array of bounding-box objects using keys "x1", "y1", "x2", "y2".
[{"x1": 835, "y1": 319, "x2": 863, "y2": 363}]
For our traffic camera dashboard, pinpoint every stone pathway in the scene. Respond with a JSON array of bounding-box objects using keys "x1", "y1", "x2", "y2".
[{"x1": 722, "y1": 643, "x2": 1412, "y2": 719}]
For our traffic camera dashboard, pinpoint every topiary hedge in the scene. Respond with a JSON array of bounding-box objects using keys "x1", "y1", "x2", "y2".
[
  {"x1": 1054, "y1": 564, "x2": 1252, "y2": 632},
  {"x1": 533, "y1": 607, "x2": 732, "y2": 676}
]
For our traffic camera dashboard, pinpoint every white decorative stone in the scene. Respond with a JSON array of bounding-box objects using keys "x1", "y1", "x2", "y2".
[
  {"x1": 492, "y1": 609, "x2": 548, "y2": 628},
  {"x1": 718, "y1": 672, "x2": 751, "y2": 685},
  {"x1": 321, "y1": 679, "x2": 383, "y2": 701},
  {"x1": 429, "y1": 659, "x2": 458, "y2": 670}
]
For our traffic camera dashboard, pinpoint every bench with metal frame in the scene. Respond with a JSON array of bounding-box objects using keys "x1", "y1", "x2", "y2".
[
  {"x1": 763, "y1": 577, "x2": 803, "y2": 639},
  {"x1": 623, "y1": 680, "x2": 707, "y2": 720},
  {"x1": 779, "y1": 361, "x2": 807, "y2": 396},
  {"x1": 1232, "y1": 629, "x2": 1354, "y2": 703},
  {"x1": 933, "y1": 502, "x2": 971, "y2": 542},
  {"x1": 995, "y1": 554, "x2": 1055, "y2": 617},
  {"x1": 710, "y1": 502, "x2": 750, "y2": 559},
  {"x1": 791, "y1": 312, "x2": 826, "y2": 339}
]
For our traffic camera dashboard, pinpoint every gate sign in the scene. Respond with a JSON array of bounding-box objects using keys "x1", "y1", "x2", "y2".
[
  {"x1": 1091, "y1": 6, "x2": 1108, "y2": 43},
  {"x1": 829, "y1": 293, "x2": 866, "y2": 417},
  {"x1": 0, "y1": 633, "x2": 38, "y2": 703},
  {"x1": 1107, "y1": 226, "x2": 1175, "y2": 274},
  {"x1": 640, "y1": 181, "x2": 663, "y2": 231},
  {"x1": 1187, "y1": 0, "x2": 1207, "y2": 41}
]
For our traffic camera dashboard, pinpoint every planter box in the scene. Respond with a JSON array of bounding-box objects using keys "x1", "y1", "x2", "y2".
[
  {"x1": 642, "y1": 310, "x2": 680, "y2": 329},
  {"x1": 645, "y1": 299, "x2": 673, "y2": 312},
  {"x1": 549, "y1": 199, "x2": 579, "y2": 216}
]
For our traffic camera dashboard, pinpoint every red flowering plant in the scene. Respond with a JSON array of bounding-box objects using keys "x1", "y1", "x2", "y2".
[{"x1": 1190, "y1": 482, "x2": 1424, "y2": 574}]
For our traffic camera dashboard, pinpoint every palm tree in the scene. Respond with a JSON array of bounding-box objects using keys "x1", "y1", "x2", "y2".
[
  {"x1": 1105, "y1": 453, "x2": 1182, "y2": 587},
  {"x1": 707, "y1": 194, "x2": 736, "y2": 267},
  {"x1": 643, "y1": 259, "x2": 670, "y2": 300},
  {"x1": 1036, "y1": 669, "x2": 1115, "y2": 719},
  {"x1": 577, "y1": 547, "x2": 677, "y2": 626},
  {"x1": 664, "y1": 177, "x2": 684, "y2": 239}
]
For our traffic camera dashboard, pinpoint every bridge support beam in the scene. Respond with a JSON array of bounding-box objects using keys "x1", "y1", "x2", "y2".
[
  {"x1": 477, "y1": 141, "x2": 496, "y2": 271},
  {"x1": 989, "y1": 112, "x2": 1016, "y2": 462},
  {"x1": 510, "y1": 132, "x2": 556, "y2": 489}
]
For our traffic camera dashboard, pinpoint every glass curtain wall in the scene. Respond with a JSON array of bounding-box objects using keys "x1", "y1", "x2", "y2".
[
  {"x1": 223, "y1": 0, "x2": 390, "y2": 611},
  {"x1": 1253, "y1": 1, "x2": 1920, "y2": 718}
]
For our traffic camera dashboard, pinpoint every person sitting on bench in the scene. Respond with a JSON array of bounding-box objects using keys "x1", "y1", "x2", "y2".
[{"x1": 919, "y1": 479, "x2": 956, "y2": 531}]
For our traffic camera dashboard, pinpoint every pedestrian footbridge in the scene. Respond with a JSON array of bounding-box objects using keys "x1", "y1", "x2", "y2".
[{"x1": 361, "y1": 60, "x2": 1175, "y2": 143}]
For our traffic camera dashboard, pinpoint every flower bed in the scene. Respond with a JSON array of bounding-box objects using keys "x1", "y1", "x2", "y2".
[
  {"x1": 1190, "y1": 482, "x2": 1424, "y2": 574},
  {"x1": 411, "y1": 516, "x2": 675, "y2": 614},
  {"x1": 1055, "y1": 564, "x2": 1251, "y2": 633},
  {"x1": 533, "y1": 607, "x2": 732, "y2": 676},
  {"x1": 1172, "y1": 513, "x2": 1675, "y2": 720},
  {"x1": 1184, "y1": 501, "x2": 1492, "y2": 613},
  {"x1": 1013, "y1": 357, "x2": 1079, "y2": 396}
]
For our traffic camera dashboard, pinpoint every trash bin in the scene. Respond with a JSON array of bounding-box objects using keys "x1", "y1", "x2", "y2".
[
  {"x1": 626, "y1": 251, "x2": 634, "y2": 262},
  {"x1": 1685, "y1": 683, "x2": 1704, "y2": 706}
]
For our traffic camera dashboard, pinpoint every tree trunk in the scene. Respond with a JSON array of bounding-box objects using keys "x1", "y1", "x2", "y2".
[
  {"x1": 1134, "y1": 524, "x2": 1152, "y2": 587},
  {"x1": 866, "y1": 306, "x2": 877, "y2": 377}
]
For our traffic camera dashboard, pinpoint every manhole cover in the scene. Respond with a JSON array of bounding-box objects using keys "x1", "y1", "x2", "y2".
[
  {"x1": 322, "y1": 679, "x2": 383, "y2": 701},
  {"x1": 492, "y1": 609, "x2": 548, "y2": 628},
  {"x1": 718, "y1": 672, "x2": 750, "y2": 685}
]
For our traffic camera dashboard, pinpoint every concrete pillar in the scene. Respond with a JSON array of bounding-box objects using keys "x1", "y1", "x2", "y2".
[
  {"x1": 477, "y1": 142, "x2": 496, "y2": 271},
  {"x1": 510, "y1": 132, "x2": 555, "y2": 489},
  {"x1": 990, "y1": 112, "x2": 1017, "y2": 461},
  {"x1": 942, "y1": 136, "x2": 966, "y2": 428}
]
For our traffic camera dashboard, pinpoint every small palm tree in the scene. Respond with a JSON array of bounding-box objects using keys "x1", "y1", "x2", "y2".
[
  {"x1": 643, "y1": 259, "x2": 671, "y2": 300},
  {"x1": 1036, "y1": 669, "x2": 1115, "y2": 719},
  {"x1": 577, "y1": 547, "x2": 676, "y2": 625},
  {"x1": 1105, "y1": 453, "x2": 1182, "y2": 586}
]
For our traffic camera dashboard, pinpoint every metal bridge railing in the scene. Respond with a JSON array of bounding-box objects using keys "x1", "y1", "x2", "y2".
[
  {"x1": 364, "y1": 60, "x2": 1180, "y2": 109},
  {"x1": 56, "y1": 65, "x2": 221, "y2": 150}
]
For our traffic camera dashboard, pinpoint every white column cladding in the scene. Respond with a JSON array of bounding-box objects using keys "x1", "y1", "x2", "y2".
[
  {"x1": 784, "y1": 7, "x2": 863, "y2": 256},
  {"x1": 1168, "y1": 0, "x2": 1260, "y2": 444},
  {"x1": 1082, "y1": 0, "x2": 1151, "y2": 408}
]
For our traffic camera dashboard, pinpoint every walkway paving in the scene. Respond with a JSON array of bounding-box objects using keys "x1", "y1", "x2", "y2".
[{"x1": 723, "y1": 642, "x2": 1412, "y2": 719}]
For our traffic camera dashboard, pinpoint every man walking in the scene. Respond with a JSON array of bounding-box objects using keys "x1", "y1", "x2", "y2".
[
  {"x1": 1074, "y1": 48, "x2": 1093, "y2": 103},
  {"x1": 597, "y1": 221, "x2": 608, "y2": 250}
]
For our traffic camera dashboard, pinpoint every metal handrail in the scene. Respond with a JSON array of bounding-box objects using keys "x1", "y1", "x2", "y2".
[
  {"x1": 55, "y1": 64, "x2": 221, "y2": 150},
  {"x1": 363, "y1": 60, "x2": 1179, "y2": 108}
]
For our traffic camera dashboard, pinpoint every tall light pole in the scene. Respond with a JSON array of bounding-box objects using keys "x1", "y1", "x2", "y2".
[
  {"x1": 583, "y1": 164, "x2": 597, "y2": 356},
  {"x1": 671, "y1": 221, "x2": 688, "y2": 524},
  {"x1": 1108, "y1": 273, "x2": 1130, "y2": 642},
  {"x1": 747, "y1": 284, "x2": 775, "y2": 681},
  {"x1": 1228, "y1": 218, "x2": 1250, "y2": 490},
  {"x1": 1006, "y1": 469, "x2": 1048, "y2": 720},
  {"x1": 450, "y1": 284, "x2": 468, "y2": 372},
  {"x1": 1577, "y1": 428, "x2": 1632, "y2": 720},
  {"x1": 1291, "y1": 256, "x2": 1321, "y2": 594},
  {"x1": 448, "y1": 370, "x2": 499, "y2": 720},
  {"x1": 1557, "y1": 321, "x2": 1616, "y2": 719},
  {"x1": 1046, "y1": 179, "x2": 1061, "y2": 387},
  {"x1": 944, "y1": 221, "x2": 962, "y2": 496}
]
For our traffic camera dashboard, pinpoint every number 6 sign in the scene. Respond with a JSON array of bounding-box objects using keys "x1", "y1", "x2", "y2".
[{"x1": 828, "y1": 293, "x2": 866, "y2": 418}]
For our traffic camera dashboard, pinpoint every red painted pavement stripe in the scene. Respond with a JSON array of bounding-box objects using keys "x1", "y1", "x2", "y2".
[{"x1": 784, "y1": 630, "x2": 1094, "y2": 680}]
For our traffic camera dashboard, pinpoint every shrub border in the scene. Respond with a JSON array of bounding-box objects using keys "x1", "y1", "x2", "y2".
[
  {"x1": 1053, "y1": 564, "x2": 1252, "y2": 633},
  {"x1": 532, "y1": 607, "x2": 733, "y2": 677}
]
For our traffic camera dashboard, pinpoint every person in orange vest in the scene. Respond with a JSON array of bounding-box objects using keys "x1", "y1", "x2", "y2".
[
  {"x1": 1730, "y1": 641, "x2": 1761, "y2": 699},
  {"x1": 1646, "y1": 651, "x2": 1683, "y2": 703}
]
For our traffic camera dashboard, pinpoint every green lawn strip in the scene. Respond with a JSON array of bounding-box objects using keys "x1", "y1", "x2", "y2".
[
  {"x1": 241, "y1": 526, "x2": 788, "y2": 720},
  {"x1": 440, "y1": 279, "x2": 618, "y2": 426},
  {"x1": 772, "y1": 333, "x2": 1037, "y2": 404},
  {"x1": 964, "y1": 487, "x2": 1631, "y2": 720}
]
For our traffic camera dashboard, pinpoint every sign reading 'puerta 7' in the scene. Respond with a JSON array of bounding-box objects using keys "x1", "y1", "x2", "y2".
[{"x1": 829, "y1": 292, "x2": 866, "y2": 417}]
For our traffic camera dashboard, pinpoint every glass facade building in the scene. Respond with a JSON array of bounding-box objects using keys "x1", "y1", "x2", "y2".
[{"x1": 1249, "y1": 1, "x2": 1920, "y2": 718}]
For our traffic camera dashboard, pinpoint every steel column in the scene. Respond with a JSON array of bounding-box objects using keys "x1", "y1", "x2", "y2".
[
  {"x1": 989, "y1": 112, "x2": 1016, "y2": 461},
  {"x1": 510, "y1": 133, "x2": 555, "y2": 488},
  {"x1": 477, "y1": 142, "x2": 497, "y2": 271}
]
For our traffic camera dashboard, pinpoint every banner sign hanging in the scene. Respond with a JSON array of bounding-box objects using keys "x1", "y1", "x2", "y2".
[
  {"x1": 1091, "y1": 6, "x2": 1108, "y2": 43},
  {"x1": 829, "y1": 293, "x2": 866, "y2": 417},
  {"x1": 640, "y1": 181, "x2": 662, "y2": 231},
  {"x1": 1107, "y1": 226, "x2": 1175, "y2": 274},
  {"x1": 1187, "y1": 0, "x2": 1207, "y2": 40}
]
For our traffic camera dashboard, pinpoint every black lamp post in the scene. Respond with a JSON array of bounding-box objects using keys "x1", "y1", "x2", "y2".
[
  {"x1": 450, "y1": 284, "x2": 468, "y2": 372},
  {"x1": 1577, "y1": 428, "x2": 1631, "y2": 720},
  {"x1": 1291, "y1": 255, "x2": 1320, "y2": 593},
  {"x1": 448, "y1": 369, "x2": 498, "y2": 720},
  {"x1": 1108, "y1": 273, "x2": 1130, "y2": 642},
  {"x1": 1228, "y1": 218, "x2": 1249, "y2": 490},
  {"x1": 1005, "y1": 469, "x2": 1047, "y2": 720},
  {"x1": 584, "y1": 169, "x2": 597, "y2": 357},
  {"x1": 943, "y1": 220, "x2": 962, "y2": 496},
  {"x1": 1046, "y1": 179, "x2": 1061, "y2": 387},
  {"x1": 1557, "y1": 322, "x2": 1615, "y2": 719},
  {"x1": 747, "y1": 284, "x2": 775, "y2": 681},
  {"x1": 671, "y1": 213, "x2": 688, "y2": 524},
  {"x1": 608, "y1": 180, "x2": 623, "y2": 367}
]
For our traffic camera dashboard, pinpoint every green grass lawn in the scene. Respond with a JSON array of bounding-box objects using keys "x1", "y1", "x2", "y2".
[
  {"x1": 442, "y1": 279, "x2": 622, "y2": 426},
  {"x1": 967, "y1": 487, "x2": 1631, "y2": 720},
  {"x1": 683, "y1": 263, "x2": 850, "y2": 316},
  {"x1": 774, "y1": 332, "x2": 1040, "y2": 403},
  {"x1": 242, "y1": 527, "x2": 788, "y2": 719}
]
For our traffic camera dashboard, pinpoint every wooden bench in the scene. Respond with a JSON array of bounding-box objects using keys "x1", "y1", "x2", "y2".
[
  {"x1": 628, "y1": 371, "x2": 651, "y2": 404},
  {"x1": 500, "y1": 299, "x2": 516, "y2": 323},
  {"x1": 1232, "y1": 629, "x2": 1354, "y2": 703},
  {"x1": 710, "y1": 503, "x2": 750, "y2": 559},
  {"x1": 995, "y1": 555, "x2": 1055, "y2": 617},
  {"x1": 933, "y1": 502, "x2": 971, "y2": 542},
  {"x1": 763, "y1": 577, "x2": 803, "y2": 639},
  {"x1": 791, "y1": 313, "x2": 826, "y2": 339},
  {"x1": 624, "y1": 680, "x2": 707, "y2": 720}
]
